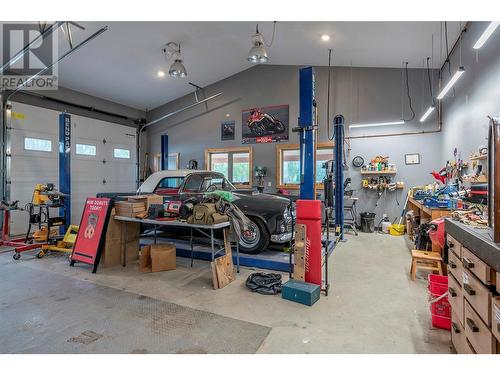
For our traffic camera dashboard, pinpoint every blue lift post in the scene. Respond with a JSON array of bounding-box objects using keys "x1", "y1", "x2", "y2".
[
  {"x1": 298, "y1": 67, "x2": 317, "y2": 199},
  {"x1": 333, "y1": 115, "x2": 345, "y2": 240},
  {"x1": 160, "y1": 134, "x2": 169, "y2": 170},
  {"x1": 59, "y1": 113, "x2": 71, "y2": 233}
]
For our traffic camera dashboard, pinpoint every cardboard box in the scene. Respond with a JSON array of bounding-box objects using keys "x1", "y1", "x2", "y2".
[
  {"x1": 125, "y1": 195, "x2": 164, "y2": 211},
  {"x1": 106, "y1": 210, "x2": 140, "y2": 241},
  {"x1": 101, "y1": 238, "x2": 139, "y2": 268},
  {"x1": 139, "y1": 245, "x2": 152, "y2": 273},
  {"x1": 139, "y1": 243, "x2": 176, "y2": 273}
]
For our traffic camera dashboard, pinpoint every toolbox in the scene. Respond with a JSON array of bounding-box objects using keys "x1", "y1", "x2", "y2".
[{"x1": 281, "y1": 279, "x2": 320, "y2": 306}]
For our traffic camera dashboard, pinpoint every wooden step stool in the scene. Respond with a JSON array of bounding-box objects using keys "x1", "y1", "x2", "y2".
[{"x1": 410, "y1": 250, "x2": 443, "y2": 281}]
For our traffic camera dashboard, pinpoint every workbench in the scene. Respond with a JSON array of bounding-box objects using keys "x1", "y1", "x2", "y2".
[
  {"x1": 407, "y1": 197, "x2": 452, "y2": 252},
  {"x1": 113, "y1": 216, "x2": 239, "y2": 273}
]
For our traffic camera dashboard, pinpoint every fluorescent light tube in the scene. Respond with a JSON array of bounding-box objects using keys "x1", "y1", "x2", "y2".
[
  {"x1": 473, "y1": 21, "x2": 499, "y2": 49},
  {"x1": 437, "y1": 67, "x2": 465, "y2": 100},
  {"x1": 349, "y1": 120, "x2": 405, "y2": 129},
  {"x1": 419, "y1": 106, "x2": 436, "y2": 123}
]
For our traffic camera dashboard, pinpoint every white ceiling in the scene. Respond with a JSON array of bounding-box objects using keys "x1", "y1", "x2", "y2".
[{"x1": 37, "y1": 22, "x2": 462, "y2": 109}]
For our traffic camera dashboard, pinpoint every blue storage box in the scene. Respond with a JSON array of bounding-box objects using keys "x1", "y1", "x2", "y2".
[{"x1": 281, "y1": 279, "x2": 320, "y2": 306}]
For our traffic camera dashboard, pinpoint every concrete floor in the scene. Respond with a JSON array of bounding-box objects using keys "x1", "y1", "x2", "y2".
[{"x1": 0, "y1": 232, "x2": 452, "y2": 354}]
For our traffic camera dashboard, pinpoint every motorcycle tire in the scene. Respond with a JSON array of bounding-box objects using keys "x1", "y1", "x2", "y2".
[{"x1": 274, "y1": 120, "x2": 285, "y2": 133}]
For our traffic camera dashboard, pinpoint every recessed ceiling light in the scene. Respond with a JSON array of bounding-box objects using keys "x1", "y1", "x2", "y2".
[
  {"x1": 321, "y1": 34, "x2": 330, "y2": 42},
  {"x1": 157, "y1": 70, "x2": 165, "y2": 77},
  {"x1": 225, "y1": 113, "x2": 230, "y2": 117}
]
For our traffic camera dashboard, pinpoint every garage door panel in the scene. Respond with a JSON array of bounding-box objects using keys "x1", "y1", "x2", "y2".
[{"x1": 10, "y1": 102, "x2": 137, "y2": 235}]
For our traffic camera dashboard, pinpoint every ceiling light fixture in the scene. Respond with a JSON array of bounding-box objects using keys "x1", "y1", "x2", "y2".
[
  {"x1": 248, "y1": 25, "x2": 269, "y2": 63},
  {"x1": 437, "y1": 66, "x2": 465, "y2": 100},
  {"x1": 321, "y1": 34, "x2": 330, "y2": 41},
  {"x1": 157, "y1": 70, "x2": 165, "y2": 77},
  {"x1": 248, "y1": 22, "x2": 276, "y2": 64},
  {"x1": 473, "y1": 21, "x2": 499, "y2": 49},
  {"x1": 163, "y1": 42, "x2": 187, "y2": 78},
  {"x1": 349, "y1": 120, "x2": 405, "y2": 129},
  {"x1": 419, "y1": 106, "x2": 435, "y2": 123}
]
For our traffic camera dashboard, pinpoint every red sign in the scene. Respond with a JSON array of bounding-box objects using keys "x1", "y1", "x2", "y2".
[{"x1": 70, "y1": 197, "x2": 111, "y2": 273}]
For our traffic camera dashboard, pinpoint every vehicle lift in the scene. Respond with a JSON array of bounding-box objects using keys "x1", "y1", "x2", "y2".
[{"x1": 290, "y1": 67, "x2": 345, "y2": 296}]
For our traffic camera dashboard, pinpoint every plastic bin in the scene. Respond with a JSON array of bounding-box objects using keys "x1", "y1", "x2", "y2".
[
  {"x1": 360, "y1": 212, "x2": 376, "y2": 233},
  {"x1": 428, "y1": 274, "x2": 451, "y2": 330}
]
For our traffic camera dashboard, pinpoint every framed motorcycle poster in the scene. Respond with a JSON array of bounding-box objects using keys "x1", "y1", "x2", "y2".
[
  {"x1": 241, "y1": 104, "x2": 289, "y2": 144},
  {"x1": 221, "y1": 120, "x2": 235, "y2": 141},
  {"x1": 70, "y1": 197, "x2": 112, "y2": 273}
]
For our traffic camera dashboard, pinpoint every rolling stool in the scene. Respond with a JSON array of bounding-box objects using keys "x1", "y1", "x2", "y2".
[{"x1": 410, "y1": 250, "x2": 443, "y2": 281}]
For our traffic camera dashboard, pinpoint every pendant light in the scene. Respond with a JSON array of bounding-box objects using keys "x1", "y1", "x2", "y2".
[
  {"x1": 163, "y1": 42, "x2": 187, "y2": 78},
  {"x1": 247, "y1": 25, "x2": 269, "y2": 63}
]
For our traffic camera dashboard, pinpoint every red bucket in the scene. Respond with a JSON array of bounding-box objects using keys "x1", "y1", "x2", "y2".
[{"x1": 428, "y1": 274, "x2": 451, "y2": 330}]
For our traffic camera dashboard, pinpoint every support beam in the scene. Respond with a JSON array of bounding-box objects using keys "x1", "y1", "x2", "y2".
[
  {"x1": 160, "y1": 135, "x2": 169, "y2": 170},
  {"x1": 298, "y1": 67, "x2": 317, "y2": 200},
  {"x1": 59, "y1": 113, "x2": 71, "y2": 231},
  {"x1": 334, "y1": 115, "x2": 345, "y2": 240}
]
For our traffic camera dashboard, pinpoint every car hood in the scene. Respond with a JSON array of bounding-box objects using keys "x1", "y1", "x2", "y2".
[{"x1": 232, "y1": 190, "x2": 292, "y2": 204}]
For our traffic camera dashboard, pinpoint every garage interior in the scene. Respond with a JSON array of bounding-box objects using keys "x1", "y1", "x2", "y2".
[{"x1": 1, "y1": 16, "x2": 500, "y2": 358}]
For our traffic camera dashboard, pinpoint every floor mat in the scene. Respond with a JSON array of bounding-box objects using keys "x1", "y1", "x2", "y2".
[{"x1": 0, "y1": 265, "x2": 270, "y2": 354}]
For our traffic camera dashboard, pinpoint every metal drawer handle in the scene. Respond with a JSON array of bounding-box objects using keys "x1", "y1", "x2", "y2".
[
  {"x1": 449, "y1": 261, "x2": 457, "y2": 269},
  {"x1": 452, "y1": 322, "x2": 461, "y2": 333},
  {"x1": 466, "y1": 318, "x2": 479, "y2": 333},
  {"x1": 448, "y1": 287, "x2": 457, "y2": 297},
  {"x1": 463, "y1": 257, "x2": 474, "y2": 269},
  {"x1": 463, "y1": 284, "x2": 476, "y2": 295}
]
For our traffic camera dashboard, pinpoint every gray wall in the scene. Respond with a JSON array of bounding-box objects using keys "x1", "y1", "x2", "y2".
[
  {"x1": 146, "y1": 64, "x2": 444, "y2": 223},
  {"x1": 440, "y1": 21, "x2": 500, "y2": 165}
]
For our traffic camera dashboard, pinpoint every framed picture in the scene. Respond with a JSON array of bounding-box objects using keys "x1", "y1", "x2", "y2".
[
  {"x1": 405, "y1": 153, "x2": 420, "y2": 165},
  {"x1": 241, "y1": 104, "x2": 289, "y2": 144},
  {"x1": 221, "y1": 120, "x2": 235, "y2": 141}
]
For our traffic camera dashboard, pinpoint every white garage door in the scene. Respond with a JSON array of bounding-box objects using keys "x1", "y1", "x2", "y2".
[{"x1": 9, "y1": 102, "x2": 137, "y2": 235}]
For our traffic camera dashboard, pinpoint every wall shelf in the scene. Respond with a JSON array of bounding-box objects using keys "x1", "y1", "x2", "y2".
[
  {"x1": 470, "y1": 154, "x2": 487, "y2": 161},
  {"x1": 360, "y1": 170, "x2": 397, "y2": 175}
]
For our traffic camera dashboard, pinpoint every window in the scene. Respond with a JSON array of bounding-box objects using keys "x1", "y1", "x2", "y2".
[
  {"x1": 157, "y1": 177, "x2": 184, "y2": 189},
  {"x1": 76, "y1": 143, "x2": 97, "y2": 156},
  {"x1": 167, "y1": 153, "x2": 179, "y2": 170},
  {"x1": 183, "y1": 174, "x2": 204, "y2": 192},
  {"x1": 153, "y1": 153, "x2": 180, "y2": 172},
  {"x1": 276, "y1": 142, "x2": 334, "y2": 189},
  {"x1": 205, "y1": 147, "x2": 253, "y2": 188},
  {"x1": 114, "y1": 148, "x2": 130, "y2": 159},
  {"x1": 24, "y1": 137, "x2": 52, "y2": 152},
  {"x1": 202, "y1": 176, "x2": 234, "y2": 192}
]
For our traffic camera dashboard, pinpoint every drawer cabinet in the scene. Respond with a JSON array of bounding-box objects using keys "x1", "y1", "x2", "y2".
[
  {"x1": 451, "y1": 311, "x2": 466, "y2": 353},
  {"x1": 493, "y1": 297, "x2": 500, "y2": 343},
  {"x1": 448, "y1": 273, "x2": 464, "y2": 326},
  {"x1": 462, "y1": 269, "x2": 492, "y2": 326},
  {"x1": 464, "y1": 339, "x2": 476, "y2": 354},
  {"x1": 462, "y1": 246, "x2": 494, "y2": 285},
  {"x1": 464, "y1": 300, "x2": 499, "y2": 354},
  {"x1": 448, "y1": 250, "x2": 463, "y2": 285},
  {"x1": 447, "y1": 234, "x2": 462, "y2": 258}
]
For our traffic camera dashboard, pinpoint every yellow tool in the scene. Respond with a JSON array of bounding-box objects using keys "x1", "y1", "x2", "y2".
[{"x1": 37, "y1": 225, "x2": 79, "y2": 258}]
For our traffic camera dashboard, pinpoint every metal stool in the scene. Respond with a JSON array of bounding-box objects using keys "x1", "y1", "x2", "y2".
[{"x1": 344, "y1": 197, "x2": 358, "y2": 235}]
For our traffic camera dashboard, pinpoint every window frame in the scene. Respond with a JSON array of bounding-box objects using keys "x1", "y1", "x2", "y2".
[
  {"x1": 275, "y1": 142, "x2": 334, "y2": 190},
  {"x1": 205, "y1": 146, "x2": 253, "y2": 189},
  {"x1": 23, "y1": 137, "x2": 52, "y2": 152}
]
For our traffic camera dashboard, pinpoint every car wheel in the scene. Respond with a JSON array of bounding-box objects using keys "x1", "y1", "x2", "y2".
[{"x1": 239, "y1": 217, "x2": 270, "y2": 254}]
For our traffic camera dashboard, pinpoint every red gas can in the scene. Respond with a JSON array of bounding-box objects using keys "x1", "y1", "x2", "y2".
[{"x1": 296, "y1": 200, "x2": 322, "y2": 287}]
